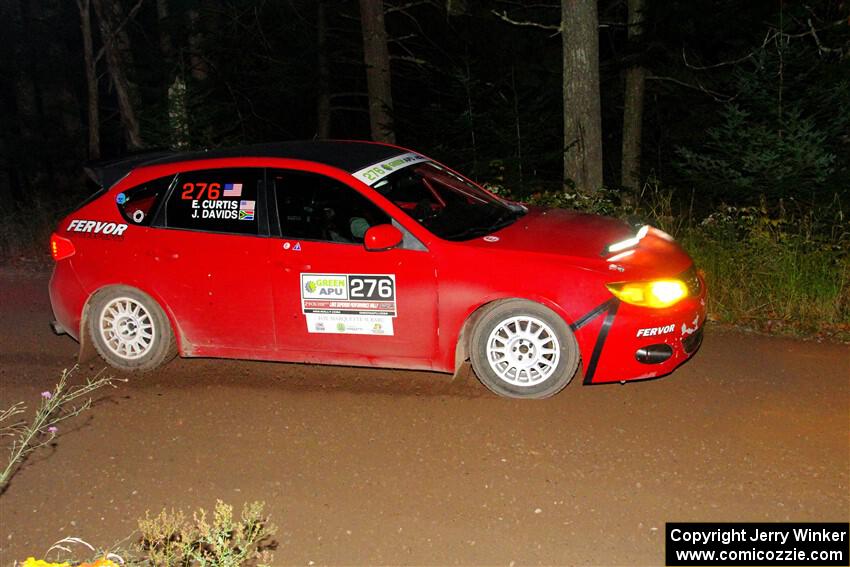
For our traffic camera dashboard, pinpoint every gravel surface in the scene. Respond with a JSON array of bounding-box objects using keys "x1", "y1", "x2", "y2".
[{"x1": 1, "y1": 267, "x2": 848, "y2": 565}]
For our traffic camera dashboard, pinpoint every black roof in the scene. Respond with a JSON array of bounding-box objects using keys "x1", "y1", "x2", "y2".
[{"x1": 86, "y1": 141, "x2": 407, "y2": 189}]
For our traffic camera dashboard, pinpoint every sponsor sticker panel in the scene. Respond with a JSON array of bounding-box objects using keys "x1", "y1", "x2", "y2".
[
  {"x1": 306, "y1": 313, "x2": 394, "y2": 336},
  {"x1": 301, "y1": 273, "x2": 397, "y2": 335}
]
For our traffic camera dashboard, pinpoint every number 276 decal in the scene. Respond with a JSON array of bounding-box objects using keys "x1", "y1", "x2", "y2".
[
  {"x1": 350, "y1": 276, "x2": 394, "y2": 300},
  {"x1": 181, "y1": 182, "x2": 222, "y2": 200},
  {"x1": 301, "y1": 273, "x2": 396, "y2": 315}
]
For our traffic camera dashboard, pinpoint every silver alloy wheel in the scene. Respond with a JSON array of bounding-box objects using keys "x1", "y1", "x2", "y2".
[
  {"x1": 485, "y1": 315, "x2": 561, "y2": 387},
  {"x1": 98, "y1": 296, "x2": 156, "y2": 360}
]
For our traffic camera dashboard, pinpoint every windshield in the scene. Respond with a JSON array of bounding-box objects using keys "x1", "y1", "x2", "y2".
[{"x1": 372, "y1": 162, "x2": 525, "y2": 241}]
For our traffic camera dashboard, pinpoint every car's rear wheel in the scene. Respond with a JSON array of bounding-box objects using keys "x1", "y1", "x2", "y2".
[
  {"x1": 88, "y1": 286, "x2": 177, "y2": 372},
  {"x1": 470, "y1": 300, "x2": 580, "y2": 399}
]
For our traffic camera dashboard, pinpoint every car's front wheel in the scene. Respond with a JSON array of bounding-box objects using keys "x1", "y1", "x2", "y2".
[
  {"x1": 88, "y1": 286, "x2": 177, "y2": 372},
  {"x1": 470, "y1": 300, "x2": 580, "y2": 399}
]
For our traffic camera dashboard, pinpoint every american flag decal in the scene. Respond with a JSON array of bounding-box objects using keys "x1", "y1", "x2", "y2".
[{"x1": 223, "y1": 183, "x2": 243, "y2": 197}]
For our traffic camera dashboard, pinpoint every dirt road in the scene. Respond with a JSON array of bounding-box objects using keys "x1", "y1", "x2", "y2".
[{"x1": 1, "y1": 267, "x2": 848, "y2": 566}]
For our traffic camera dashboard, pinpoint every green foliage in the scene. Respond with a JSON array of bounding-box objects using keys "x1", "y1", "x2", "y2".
[
  {"x1": 167, "y1": 77, "x2": 191, "y2": 151},
  {"x1": 674, "y1": 39, "x2": 850, "y2": 206},
  {"x1": 137, "y1": 508, "x2": 187, "y2": 567},
  {"x1": 508, "y1": 175, "x2": 686, "y2": 233},
  {"x1": 137, "y1": 500, "x2": 276, "y2": 567},
  {"x1": 493, "y1": 179, "x2": 850, "y2": 339},
  {"x1": 522, "y1": 187, "x2": 625, "y2": 217},
  {"x1": 19, "y1": 501, "x2": 276, "y2": 567},
  {"x1": 684, "y1": 211, "x2": 849, "y2": 339},
  {"x1": 676, "y1": 104, "x2": 836, "y2": 201}
]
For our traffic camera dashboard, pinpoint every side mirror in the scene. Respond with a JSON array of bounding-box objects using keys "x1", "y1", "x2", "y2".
[{"x1": 364, "y1": 224, "x2": 403, "y2": 252}]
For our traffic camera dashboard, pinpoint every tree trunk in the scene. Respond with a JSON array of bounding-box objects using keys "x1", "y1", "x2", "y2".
[
  {"x1": 621, "y1": 0, "x2": 645, "y2": 193},
  {"x1": 92, "y1": 0, "x2": 143, "y2": 150},
  {"x1": 317, "y1": 0, "x2": 332, "y2": 139},
  {"x1": 157, "y1": 0, "x2": 173, "y2": 58},
  {"x1": 111, "y1": 0, "x2": 135, "y2": 65},
  {"x1": 110, "y1": 0, "x2": 142, "y2": 102},
  {"x1": 359, "y1": 0, "x2": 396, "y2": 143},
  {"x1": 77, "y1": 0, "x2": 100, "y2": 160},
  {"x1": 7, "y1": 0, "x2": 46, "y2": 196},
  {"x1": 561, "y1": 0, "x2": 603, "y2": 193},
  {"x1": 188, "y1": 9, "x2": 209, "y2": 81}
]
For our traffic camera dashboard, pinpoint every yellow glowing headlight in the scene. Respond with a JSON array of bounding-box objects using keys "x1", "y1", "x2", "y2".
[{"x1": 606, "y1": 279, "x2": 689, "y2": 308}]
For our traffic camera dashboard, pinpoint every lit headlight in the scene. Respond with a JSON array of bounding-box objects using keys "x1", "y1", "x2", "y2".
[
  {"x1": 606, "y1": 278, "x2": 689, "y2": 308},
  {"x1": 606, "y1": 225, "x2": 650, "y2": 254}
]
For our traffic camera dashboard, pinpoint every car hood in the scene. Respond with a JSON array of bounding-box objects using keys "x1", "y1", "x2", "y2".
[
  {"x1": 485, "y1": 207, "x2": 632, "y2": 257},
  {"x1": 464, "y1": 207, "x2": 694, "y2": 277}
]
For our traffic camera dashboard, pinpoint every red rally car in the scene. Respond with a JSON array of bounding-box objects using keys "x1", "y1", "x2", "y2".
[{"x1": 49, "y1": 141, "x2": 705, "y2": 399}]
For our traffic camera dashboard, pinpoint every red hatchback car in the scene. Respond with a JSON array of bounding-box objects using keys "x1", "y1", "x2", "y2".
[{"x1": 49, "y1": 141, "x2": 705, "y2": 398}]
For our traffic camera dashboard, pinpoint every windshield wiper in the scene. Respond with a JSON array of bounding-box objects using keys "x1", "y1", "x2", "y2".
[
  {"x1": 444, "y1": 226, "x2": 492, "y2": 240},
  {"x1": 488, "y1": 208, "x2": 525, "y2": 231},
  {"x1": 444, "y1": 208, "x2": 525, "y2": 241}
]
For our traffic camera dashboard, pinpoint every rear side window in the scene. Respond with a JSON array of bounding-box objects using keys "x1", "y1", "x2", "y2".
[
  {"x1": 116, "y1": 175, "x2": 175, "y2": 226},
  {"x1": 271, "y1": 169, "x2": 389, "y2": 243},
  {"x1": 165, "y1": 168, "x2": 262, "y2": 235}
]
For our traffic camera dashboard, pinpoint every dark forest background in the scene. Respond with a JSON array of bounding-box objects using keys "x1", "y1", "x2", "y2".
[{"x1": 0, "y1": 0, "x2": 848, "y2": 336}]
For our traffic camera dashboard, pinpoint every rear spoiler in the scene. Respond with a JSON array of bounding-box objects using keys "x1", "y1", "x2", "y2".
[{"x1": 83, "y1": 150, "x2": 174, "y2": 189}]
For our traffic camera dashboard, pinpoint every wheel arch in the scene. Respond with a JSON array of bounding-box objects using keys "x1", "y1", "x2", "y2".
[
  {"x1": 452, "y1": 295, "x2": 575, "y2": 377},
  {"x1": 78, "y1": 283, "x2": 186, "y2": 363}
]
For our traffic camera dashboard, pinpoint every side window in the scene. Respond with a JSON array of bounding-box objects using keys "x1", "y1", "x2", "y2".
[
  {"x1": 165, "y1": 168, "x2": 262, "y2": 235},
  {"x1": 271, "y1": 169, "x2": 390, "y2": 243},
  {"x1": 116, "y1": 174, "x2": 174, "y2": 226}
]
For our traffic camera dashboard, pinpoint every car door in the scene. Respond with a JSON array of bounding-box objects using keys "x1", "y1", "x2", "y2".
[
  {"x1": 268, "y1": 168, "x2": 438, "y2": 369},
  {"x1": 146, "y1": 166, "x2": 277, "y2": 353}
]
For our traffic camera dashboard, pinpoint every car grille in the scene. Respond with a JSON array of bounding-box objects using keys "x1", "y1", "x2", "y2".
[{"x1": 680, "y1": 265, "x2": 702, "y2": 296}]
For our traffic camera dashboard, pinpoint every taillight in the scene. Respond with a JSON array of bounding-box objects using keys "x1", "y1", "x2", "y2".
[{"x1": 50, "y1": 233, "x2": 75, "y2": 261}]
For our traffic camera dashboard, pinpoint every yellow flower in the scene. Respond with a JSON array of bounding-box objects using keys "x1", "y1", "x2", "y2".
[
  {"x1": 20, "y1": 558, "x2": 70, "y2": 567},
  {"x1": 77, "y1": 560, "x2": 120, "y2": 567}
]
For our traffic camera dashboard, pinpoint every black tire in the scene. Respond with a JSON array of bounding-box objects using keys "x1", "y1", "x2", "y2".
[
  {"x1": 469, "y1": 299, "x2": 580, "y2": 399},
  {"x1": 88, "y1": 285, "x2": 177, "y2": 372}
]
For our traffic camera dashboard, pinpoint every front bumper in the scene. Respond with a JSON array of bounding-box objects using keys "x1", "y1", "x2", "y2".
[{"x1": 575, "y1": 274, "x2": 707, "y2": 384}]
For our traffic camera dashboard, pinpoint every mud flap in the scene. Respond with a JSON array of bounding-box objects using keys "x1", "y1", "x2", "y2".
[
  {"x1": 77, "y1": 303, "x2": 98, "y2": 364},
  {"x1": 451, "y1": 360, "x2": 474, "y2": 382}
]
